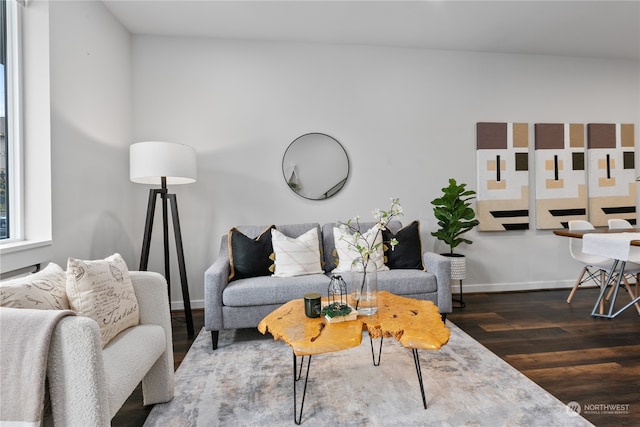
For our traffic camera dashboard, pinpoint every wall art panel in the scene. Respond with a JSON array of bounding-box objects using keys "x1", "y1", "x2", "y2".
[
  {"x1": 476, "y1": 122, "x2": 530, "y2": 231},
  {"x1": 534, "y1": 123, "x2": 588, "y2": 229},
  {"x1": 587, "y1": 123, "x2": 636, "y2": 227}
]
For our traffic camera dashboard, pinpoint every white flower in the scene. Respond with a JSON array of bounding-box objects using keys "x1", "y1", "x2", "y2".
[{"x1": 336, "y1": 198, "x2": 403, "y2": 267}]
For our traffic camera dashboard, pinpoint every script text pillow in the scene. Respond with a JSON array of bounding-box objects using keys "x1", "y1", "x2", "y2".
[
  {"x1": 0, "y1": 263, "x2": 69, "y2": 310},
  {"x1": 271, "y1": 228, "x2": 324, "y2": 277},
  {"x1": 332, "y1": 226, "x2": 389, "y2": 273},
  {"x1": 383, "y1": 220, "x2": 425, "y2": 270},
  {"x1": 66, "y1": 253, "x2": 139, "y2": 347},
  {"x1": 228, "y1": 226, "x2": 275, "y2": 280}
]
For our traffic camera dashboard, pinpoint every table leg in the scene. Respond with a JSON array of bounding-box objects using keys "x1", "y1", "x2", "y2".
[
  {"x1": 293, "y1": 353, "x2": 311, "y2": 425},
  {"x1": 592, "y1": 260, "x2": 621, "y2": 318},
  {"x1": 412, "y1": 349, "x2": 427, "y2": 410},
  {"x1": 591, "y1": 260, "x2": 640, "y2": 319},
  {"x1": 369, "y1": 335, "x2": 383, "y2": 366}
]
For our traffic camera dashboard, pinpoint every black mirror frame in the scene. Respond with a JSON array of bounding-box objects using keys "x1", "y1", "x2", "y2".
[{"x1": 282, "y1": 133, "x2": 350, "y2": 200}]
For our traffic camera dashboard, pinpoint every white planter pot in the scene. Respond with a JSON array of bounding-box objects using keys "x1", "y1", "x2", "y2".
[{"x1": 444, "y1": 254, "x2": 467, "y2": 281}]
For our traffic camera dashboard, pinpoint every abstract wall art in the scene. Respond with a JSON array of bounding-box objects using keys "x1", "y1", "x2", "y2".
[
  {"x1": 476, "y1": 122, "x2": 530, "y2": 231},
  {"x1": 476, "y1": 121, "x2": 637, "y2": 231},
  {"x1": 586, "y1": 123, "x2": 636, "y2": 227},
  {"x1": 534, "y1": 123, "x2": 588, "y2": 229}
]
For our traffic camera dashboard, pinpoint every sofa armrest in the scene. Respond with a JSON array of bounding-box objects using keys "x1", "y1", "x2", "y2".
[
  {"x1": 423, "y1": 252, "x2": 452, "y2": 314},
  {"x1": 204, "y1": 251, "x2": 231, "y2": 331},
  {"x1": 128, "y1": 271, "x2": 175, "y2": 406},
  {"x1": 47, "y1": 316, "x2": 111, "y2": 427}
]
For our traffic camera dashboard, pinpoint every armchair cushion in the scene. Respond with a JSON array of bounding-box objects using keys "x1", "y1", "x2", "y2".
[
  {"x1": 66, "y1": 254, "x2": 139, "y2": 347},
  {"x1": 0, "y1": 263, "x2": 69, "y2": 310}
]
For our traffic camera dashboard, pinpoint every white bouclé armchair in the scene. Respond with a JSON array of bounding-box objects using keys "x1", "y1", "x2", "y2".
[{"x1": 44, "y1": 271, "x2": 174, "y2": 426}]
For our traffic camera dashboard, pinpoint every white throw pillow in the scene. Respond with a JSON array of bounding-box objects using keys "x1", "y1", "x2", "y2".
[
  {"x1": 271, "y1": 228, "x2": 324, "y2": 277},
  {"x1": 0, "y1": 263, "x2": 69, "y2": 310},
  {"x1": 66, "y1": 253, "x2": 139, "y2": 347},
  {"x1": 332, "y1": 226, "x2": 389, "y2": 273}
]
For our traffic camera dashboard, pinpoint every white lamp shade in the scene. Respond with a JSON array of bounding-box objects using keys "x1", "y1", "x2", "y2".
[{"x1": 130, "y1": 141, "x2": 197, "y2": 185}]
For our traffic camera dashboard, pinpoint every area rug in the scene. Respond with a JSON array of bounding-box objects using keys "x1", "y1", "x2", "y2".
[{"x1": 144, "y1": 322, "x2": 593, "y2": 426}]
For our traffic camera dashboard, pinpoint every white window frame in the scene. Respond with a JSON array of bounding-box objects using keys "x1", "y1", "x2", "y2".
[
  {"x1": 0, "y1": 0, "x2": 52, "y2": 274},
  {"x1": 3, "y1": 0, "x2": 24, "y2": 244}
]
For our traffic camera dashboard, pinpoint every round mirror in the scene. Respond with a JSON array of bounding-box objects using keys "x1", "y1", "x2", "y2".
[{"x1": 282, "y1": 133, "x2": 349, "y2": 200}]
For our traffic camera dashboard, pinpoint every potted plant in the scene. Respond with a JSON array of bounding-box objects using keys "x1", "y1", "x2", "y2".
[{"x1": 430, "y1": 179, "x2": 479, "y2": 307}]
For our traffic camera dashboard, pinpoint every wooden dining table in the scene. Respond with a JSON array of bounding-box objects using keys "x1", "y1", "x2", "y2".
[
  {"x1": 554, "y1": 227, "x2": 640, "y2": 318},
  {"x1": 553, "y1": 227, "x2": 640, "y2": 244}
]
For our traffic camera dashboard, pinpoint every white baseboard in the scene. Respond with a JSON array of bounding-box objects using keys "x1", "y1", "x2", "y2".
[
  {"x1": 168, "y1": 281, "x2": 577, "y2": 310},
  {"x1": 169, "y1": 299, "x2": 205, "y2": 311},
  {"x1": 451, "y1": 279, "x2": 575, "y2": 294}
]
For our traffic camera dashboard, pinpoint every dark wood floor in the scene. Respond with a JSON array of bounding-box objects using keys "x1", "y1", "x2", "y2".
[
  {"x1": 449, "y1": 287, "x2": 640, "y2": 427},
  {"x1": 114, "y1": 287, "x2": 640, "y2": 426}
]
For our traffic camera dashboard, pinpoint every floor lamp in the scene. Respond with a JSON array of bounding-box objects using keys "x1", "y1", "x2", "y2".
[{"x1": 130, "y1": 141, "x2": 196, "y2": 337}]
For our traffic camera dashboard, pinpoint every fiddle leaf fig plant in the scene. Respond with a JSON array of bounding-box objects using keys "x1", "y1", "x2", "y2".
[{"x1": 431, "y1": 178, "x2": 480, "y2": 255}]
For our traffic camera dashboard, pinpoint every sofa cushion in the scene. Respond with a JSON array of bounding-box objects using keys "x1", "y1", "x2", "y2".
[
  {"x1": 222, "y1": 274, "x2": 331, "y2": 307},
  {"x1": 331, "y1": 226, "x2": 389, "y2": 273},
  {"x1": 0, "y1": 263, "x2": 69, "y2": 310},
  {"x1": 274, "y1": 224, "x2": 324, "y2": 270},
  {"x1": 376, "y1": 269, "x2": 438, "y2": 295},
  {"x1": 271, "y1": 228, "x2": 324, "y2": 277},
  {"x1": 228, "y1": 225, "x2": 275, "y2": 280},
  {"x1": 383, "y1": 220, "x2": 425, "y2": 270},
  {"x1": 322, "y1": 221, "x2": 403, "y2": 272},
  {"x1": 66, "y1": 253, "x2": 139, "y2": 348}
]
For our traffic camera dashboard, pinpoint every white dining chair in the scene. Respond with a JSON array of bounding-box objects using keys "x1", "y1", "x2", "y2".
[
  {"x1": 567, "y1": 220, "x2": 613, "y2": 304},
  {"x1": 608, "y1": 218, "x2": 634, "y2": 230},
  {"x1": 607, "y1": 218, "x2": 640, "y2": 308}
]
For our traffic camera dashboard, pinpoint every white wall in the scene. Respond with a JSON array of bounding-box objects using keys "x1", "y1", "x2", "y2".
[
  {"x1": 44, "y1": 9, "x2": 639, "y2": 309},
  {"x1": 49, "y1": 1, "x2": 136, "y2": 267},
  {"x1": 131, "y1": 36, "x2": 639, "y2": 307}
]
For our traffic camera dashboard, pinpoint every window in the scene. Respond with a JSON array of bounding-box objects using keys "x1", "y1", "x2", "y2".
[
  {"x1": 0, "y1": 0, "x2": 52, "y2": 274},
  {"x1": 1, "y1": 0, "x2": 8, "y2": 239}
]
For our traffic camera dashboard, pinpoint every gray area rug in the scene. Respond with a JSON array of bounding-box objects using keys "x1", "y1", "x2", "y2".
[{"x1": 144, "y1": 322, "x2": 593, "y2": 426}]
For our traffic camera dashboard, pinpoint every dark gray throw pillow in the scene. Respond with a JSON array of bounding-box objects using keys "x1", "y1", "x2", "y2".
[
  {"x1": 382, "y1": 220, "x2": 424, "y2": 270},
  {"x1": 228, "y1": 225, "x2": 275, "y2": 280}
]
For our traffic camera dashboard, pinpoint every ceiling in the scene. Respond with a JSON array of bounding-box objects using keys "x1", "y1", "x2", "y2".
[{"x1": 103, "y1": 0, "x2": 640, "y2": 60}]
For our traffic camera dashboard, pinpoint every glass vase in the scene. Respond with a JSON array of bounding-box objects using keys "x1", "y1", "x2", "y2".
[{"x1": 350, "y1": 257, "x2": 378, "y2": 315}]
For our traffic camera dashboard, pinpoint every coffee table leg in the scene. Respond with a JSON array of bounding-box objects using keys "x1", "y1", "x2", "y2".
[
  {"x1": 369, "y1": 335, "x2": 383, "y2": 366},
  {"x1": 293, "y1": 353, "x2": 312, "y2": 424},
  {"x1": 412, "y1": 349, "x2": 427, "y2": 409}
]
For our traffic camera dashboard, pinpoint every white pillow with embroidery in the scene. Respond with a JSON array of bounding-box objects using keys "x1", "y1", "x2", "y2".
[
  {"x1": 271, "y1": 228, "x2": 324, "y2": 277},
  {"x1": 0, "y1": 263, "x2": 69, "y2": 310},
  {"x1": 66, "y1": 253, "x2": 139, "y2": 347},
  {"x1": 332, "y1": 226, "x2": 389, "y2": 273}
]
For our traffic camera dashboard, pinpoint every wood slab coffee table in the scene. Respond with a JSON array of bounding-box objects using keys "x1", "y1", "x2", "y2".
[{"x1": 258, "y1": 291, "x2": 450, "y2": 424}]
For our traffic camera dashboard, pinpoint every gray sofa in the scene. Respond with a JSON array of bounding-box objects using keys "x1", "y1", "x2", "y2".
[{"x1": 204, "y1": 222, "x2": 452, "y2": 349}]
